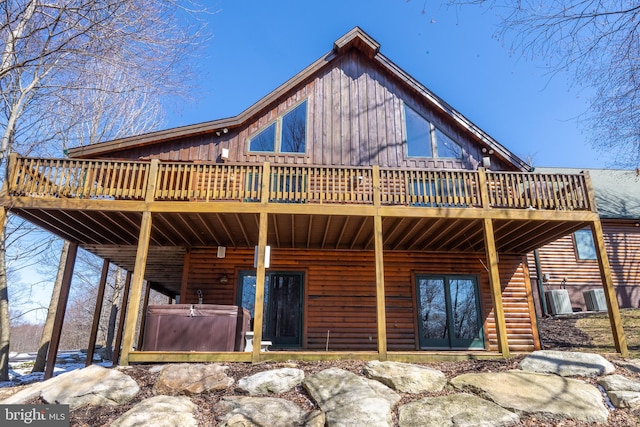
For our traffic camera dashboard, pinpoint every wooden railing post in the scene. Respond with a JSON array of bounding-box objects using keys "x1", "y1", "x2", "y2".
[
  {"x1": 372, "y1": 165, "x2": 381, "y2": 207},
  {"x1": 477, "y1": 168, "x2": 490, "y2": 209},
  {"x1": 145, "y1": 158, "x2": 160, "y2": 203},
  {"x1": 3, "y1": 153, "x2": 18, "y2": 196},
  {"x1": 260, "y1": 162, "x2": 270, "y2": 204}
]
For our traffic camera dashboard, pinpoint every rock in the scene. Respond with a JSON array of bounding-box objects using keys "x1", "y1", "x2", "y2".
[
  {"x1": 598, "y1": 374, "x2": 640, "y2": 409},
  {"x1": 216, "y1": 396, "x2": 322, "y2": 427},
  {"x1": 111, "y1": 395, "x2": 198, "y2": 427},
  {"x1": 303, "y1": 367, "x2": 400, "y2": 427},
  {"x1": 152, "y1": 363, "x2": 233, "y2": 396},
  {"x1": 398, "y1": 393, "x2": 520, "y2": 427},
  {"x1": 616, "y1": 359, "x2": 640, "y2": 374},
  {"x1": 363, "y1": 360, "x2": 447, "y2": 393},
  {"x1": 1, "y1": 365, "x2": 139, "y2": 410},
  {"x1": 237, "y1": 367, "x2": 304, "y2": 395},
  {"x1": 519, "y1": 350, "x2": 615, "y2": 377},
  {"x1": 450, "y1": 370, "x2": 609, "y2": 423}
]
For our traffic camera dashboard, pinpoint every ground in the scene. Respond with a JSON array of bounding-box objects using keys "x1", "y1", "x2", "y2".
[{"x1": 13, "y1": 310, "x2": 640, "y2": 426}]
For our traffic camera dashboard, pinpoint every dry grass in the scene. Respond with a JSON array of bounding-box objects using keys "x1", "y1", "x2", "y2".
[{"x1": 544, "y1": 308, "x2": 640, "y2": 358}]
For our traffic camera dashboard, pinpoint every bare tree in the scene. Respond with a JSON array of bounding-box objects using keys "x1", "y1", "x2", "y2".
[
  {"x1": 448, "y1": 0, "x2": 640, "y2": 169},
  {"x1": 0, "y1": 0, "x2": 210, "y2": 381}
]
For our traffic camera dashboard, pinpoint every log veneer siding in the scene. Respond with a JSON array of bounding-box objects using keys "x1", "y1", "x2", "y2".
[
  {"x1": 182, "y1": 248, "x2": 539, "y2": 353},
  {"x1": 528, "y1": 219, "x2": 640, "y2": 311}
]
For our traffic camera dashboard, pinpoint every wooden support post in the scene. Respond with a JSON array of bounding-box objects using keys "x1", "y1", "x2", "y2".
[
  {"x1": 374, "y1": 214, "x2": 387, "y2": 360},
  {"x1": 86, "y1": 259, "x2": 110, "y2": 367},
  {"x1": 591, "y1": 220, "x2": 628, "y2": 357},
  {"x1": 483, "y1": 218, "x2": 510, "y2": 357},
  {"x1": 584, "y1": 171, "x2": 628, "y2": 357},
  {"x1": 179, "y1": 251, "x2": 191, "y2": 302},
  {"x1": 112, "y1": 271, "x2": 132, "y2": 366},
  {"x1": 252, "y1": 211, "x2": 269, "y2": 363},
  {"x1": 44, "y1": 241, "x2": 78, "y2": 380},
  {"x1": 120, "y1": 210, "x2": 153, "y2": 365},
  {"x1": 372, "y1": 165, "x2": 387, "y2": 359},
  {"x1": 137, "y1": 281, "x2": 152, "y2": 351}
]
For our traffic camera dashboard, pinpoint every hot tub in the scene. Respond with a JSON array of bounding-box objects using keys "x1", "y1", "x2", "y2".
[{"x1": 141, "y1": 304, "x2": 251, "y2": 352}]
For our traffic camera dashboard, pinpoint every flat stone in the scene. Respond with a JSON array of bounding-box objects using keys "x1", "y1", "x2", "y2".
[
  {"x1": 450, "y1": 370, "x2": 608, "y2": 423},
  {"x1": 616, "y1": 359, "x2": 640, "y2": 374},
  {"x1": 303, "y1": 367, "x2": 400, "y2": 427},
  {"x1": 152, "y1": 363, "x2": 233, "y2": 396},
  {"x1": 398, "y1": 393, "x2": 520, "y2": 427},
  {"x1": 237, "y1": 367, "x2": 304, "y2": 395},
  {"x1": 363, "y1": 361, "x2": 447, "y2": 393},
  {"x1": 1, "y1": 365, "x2": 139, "y2": 410},
  {"x1": 216, "y1": 396, "x2": 323, "y2": 427},
  {"x1": 598, "y1": 374, "x2": 640, "y2": 409},
  {"x1": 111, "y1": 395, "x2": 198, "y2": 427},
  {"x1": 519, "y1": 350, "x2": 615, "y2": 377}
]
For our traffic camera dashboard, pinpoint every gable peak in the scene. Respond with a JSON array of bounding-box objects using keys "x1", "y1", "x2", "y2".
[{"x1": 333, "y1": 27, "x2": 380, "y2": 59}]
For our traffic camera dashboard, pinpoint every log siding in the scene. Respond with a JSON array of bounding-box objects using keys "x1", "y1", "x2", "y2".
[
  {"x1": 182, "y1": 248, "x2": 539, "y2": 353},
  {"x1": 528, "y1": 219, "x2": 640, "y2": 311}
]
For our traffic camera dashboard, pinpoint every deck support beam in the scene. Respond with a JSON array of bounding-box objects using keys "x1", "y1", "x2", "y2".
[
  {"x1": 591, "y1": 220, "x2": 628, "y2": 357},
  {"x1": 483, "y1": 218, "x2": 510, "y2": 357},
  {"x1": 374, "y1": 214, "x2": 387, "y2": 359},
  {"x1": 252, "y1": 163, "x2": 271, "y2": 363},
  {"x1": 120, "y1": 211, "x2": 152, "y2": 365},
  {"x1": 44, "y1": 241, "x2": 78, "y2": 380},
  {"x1": 86, "y1": 259, "x2": 110, "y2": 367},
  {"x1": 137, "y1": 281, "x2": 152, "y2": 351},
  {"x1": 112, "y1": 271, "x2": 132, "y2": 365}
]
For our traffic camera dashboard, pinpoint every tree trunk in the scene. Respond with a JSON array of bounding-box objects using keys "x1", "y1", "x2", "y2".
[
  {"x1": 32, "y1": 241, "x2": 70, "y2": 373},
  {"x1": 0, "y1": 212, "x2": 10, "y2": 381},
  {"x1": 104, "y1": 268, "x2": 123, "y2": 361}
]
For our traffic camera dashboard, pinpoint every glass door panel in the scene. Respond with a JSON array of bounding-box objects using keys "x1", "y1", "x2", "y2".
[
  {"x1": 266, "y1": 273, "x2": 303, "y2": 346},
  {"x1": 448, "y1": 278, "x2": 483, "y2": 347},
  {"x1": 238, "y1": 271, "x2": 303, "y2": 348},
  {"x1": 416, "y1": 275, "x2": 484, "y2": 349}
]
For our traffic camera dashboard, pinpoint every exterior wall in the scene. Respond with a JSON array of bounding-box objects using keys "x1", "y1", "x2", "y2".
[
  {"x1": 182, "y1": 247, "x2": 539, "y2": 352},
  {"x1": 102, "y1": 50, "x2": 514, "y2": 171},
  {"x1": 528, "y1": 219, "x2": 640, "y2": 312}
]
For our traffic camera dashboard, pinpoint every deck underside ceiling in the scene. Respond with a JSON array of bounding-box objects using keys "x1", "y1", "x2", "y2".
[{"x1": 9, "y1": 206, "x2": 592, "y2": 294}]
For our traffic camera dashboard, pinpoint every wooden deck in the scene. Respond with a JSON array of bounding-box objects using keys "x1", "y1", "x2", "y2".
[
  {"x1": 126, "y1": 350, "x2": 505, "y2": 364},
  {"x1": 7, "y1": 155, "x2": 591, "y2": 211}
]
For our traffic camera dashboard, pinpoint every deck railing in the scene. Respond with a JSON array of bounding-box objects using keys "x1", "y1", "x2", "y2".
[{"x1": 5, "y1": 156, "x2": 592, "y2": 211}]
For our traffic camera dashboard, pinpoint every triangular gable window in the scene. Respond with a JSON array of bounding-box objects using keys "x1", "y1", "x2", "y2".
[
  {"x1": 404, "y1": 104, "x2": 463, "y2": 159},
  {"x1": 248, "y1": 100, "x2": 307, "y2": 154}
]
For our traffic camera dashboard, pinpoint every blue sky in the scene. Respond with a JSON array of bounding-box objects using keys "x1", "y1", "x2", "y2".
[{"x1": 173, "y1": 1, "x2": 604, "y2": 169}]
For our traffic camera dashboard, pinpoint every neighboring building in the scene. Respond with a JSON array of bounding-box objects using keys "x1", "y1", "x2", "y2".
[
  {"x1": 528, "y1": 168, "x2": 640, "y2": 314},
  {"x1": 0, "y1": 27, "x2": 627, "y2": 374}
]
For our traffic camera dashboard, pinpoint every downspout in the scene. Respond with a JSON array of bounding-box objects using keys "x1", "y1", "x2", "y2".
[
  {"x1": 533, "y1": 249, "x2": 547, "y2": 316},
  {"x1": 533, "y1": 249, "x2": 547, "y2": 349}
]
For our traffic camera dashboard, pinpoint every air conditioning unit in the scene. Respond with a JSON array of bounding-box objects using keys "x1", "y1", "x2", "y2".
[
  {"x1": 545, "y1": 289, "x2": 573, "y2": 315},
  {"x1": 583, "y1": 289, "x2": 607, "y2": 312}
]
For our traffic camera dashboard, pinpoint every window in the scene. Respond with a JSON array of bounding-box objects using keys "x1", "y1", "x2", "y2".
[
  {"x1": 574, "y1": 229, "x2": 597, "y2": 260},
  {"x1": 435, "y1": 128, "x2": 461, "y2": 159},
  {"x1": 248, "y1": 101, "x2": 307, "y2": 154},
  {"x1": 281, "y1": 101, "x2": 307, "y2": 153},
  {"x1": 405, "y1": 106, "x2": 432, "y2": 157},
  {"x1": 248, "y1": 123, "x2": 276, "y2": 152},
  {"x1": 404, "y1": 104, "x2": 463, "y2": 159}
]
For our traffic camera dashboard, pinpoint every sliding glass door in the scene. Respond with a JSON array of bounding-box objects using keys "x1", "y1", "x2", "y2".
[{"x1": 416, "y1": 275, "x2": 484, "y2": 349}]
